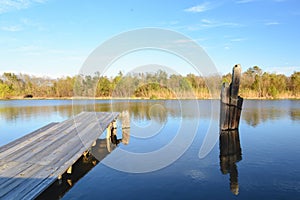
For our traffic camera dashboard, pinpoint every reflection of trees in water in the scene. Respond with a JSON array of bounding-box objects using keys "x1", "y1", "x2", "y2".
[
  {"x1": 0, "y1": 101, "x2": 170, "y2": 123},
  {"x1": 105, "y1": 101, "x2": 170, "y2": 123},
  {"x1": 242, "y1": 100, "x2": 300, "y2": 127},
  {"x1": 0, "y1": 100, "x2": 207, "y2": 123},
  {"x1": 242, "y1": 107, "x2": 287, "y2": 127},
  {"x1": 0, "y1": 104, "x2": 93, "y2": 122},
  {"x1": 0, "y1": 105, "x2": 68, "y2": 122},
  {"x1": 1, "y1": 100, "x2": 299, "y2": 125},
  {"x1": 95, "y1": 100, "x2": 212, "y2": 123},
  {"x1": 290, "y1": 109, "x2": 300, "y2": 121}
]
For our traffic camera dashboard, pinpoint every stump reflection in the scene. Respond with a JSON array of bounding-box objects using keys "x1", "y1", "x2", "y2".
[{"x1": 219, "y1": 130, "x2": 242, "y2": 195}]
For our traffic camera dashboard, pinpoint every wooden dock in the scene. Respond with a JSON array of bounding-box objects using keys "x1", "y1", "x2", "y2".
[{"x1": 0, "y1": 112, "x2": 119, "y2": 200}]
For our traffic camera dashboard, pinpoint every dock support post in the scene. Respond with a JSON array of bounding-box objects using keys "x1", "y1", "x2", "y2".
[
  {"x1": 58, "y1": 175, "x2": 62, "y2": 185},
  {"x1": 112, "y1": 120, "x2": 117, "y2": 129},
  {"x1": 83, "y1": 150, "x2": 89, "y2": 157},
  {"x1": 67, "y1": 166, "x2": 72, "y2": 174},
  {"x1": 106, "y1": 123, "x2": 112, "y2": 139},
  {"x1": 121, "y1": 111, "x2": 130, "y2": 145},
  {"x1": 220, "y1": 64, "x2": 244, "y2": 130}
]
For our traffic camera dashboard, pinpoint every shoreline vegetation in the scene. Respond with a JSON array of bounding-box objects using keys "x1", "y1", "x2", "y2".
[
  {"x1": 2, "y1": 96, "x2": 300, "y2": 100},
  {"x1": 0, "y1": 66, "x2": 299, "y2": 100}
]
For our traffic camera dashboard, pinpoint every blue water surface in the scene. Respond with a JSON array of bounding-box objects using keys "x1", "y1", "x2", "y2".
[{"x1": 0, "y1": 99, "x2": 299, "y2": 199}]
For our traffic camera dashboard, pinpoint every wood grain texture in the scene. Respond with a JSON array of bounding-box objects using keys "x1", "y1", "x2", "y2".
[
  {"x1": 0, "y1": 112, "x2": 119, "y2": 200},
  {"x1": 220, "y1": 65, "x2": 243, "y2": 130}
]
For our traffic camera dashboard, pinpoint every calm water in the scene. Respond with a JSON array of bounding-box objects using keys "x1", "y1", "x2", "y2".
[{"x1": 0, "y1": 99, "x2": 299, "y2": 199}]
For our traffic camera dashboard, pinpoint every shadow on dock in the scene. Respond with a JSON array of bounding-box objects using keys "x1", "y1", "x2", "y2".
[{"x1": 36, "y1": 131, "x2": 129, "y2": 200}]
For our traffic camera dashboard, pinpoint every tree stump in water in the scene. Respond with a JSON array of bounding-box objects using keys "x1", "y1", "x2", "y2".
[{"x1": 220, "y1": 64, "x2": 243, "y2": 130}]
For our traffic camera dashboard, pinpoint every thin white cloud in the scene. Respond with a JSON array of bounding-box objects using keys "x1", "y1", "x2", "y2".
[
  {"x1": 224, "y1": 46, "x2": 230, "y2": 50},
  {"x1": 1, "y1": 25, "x2": 22, "y2": 32},
  {"x1": 203, "y1": 19, "x2": 241, "y2": 27},
  {"x1": 184, "y1": 2, "x2": 211, "y2": 13},
  {"x1": 236, "y1": 0, "x2": 256, "y2": 3},
  {"x1": 11, "y1": 45, "x2": 83, "y2": 58},
  {"x1": 13, "y1": 45, "x2": 41, "y2": 52},
  {"x1": 21, "y1": 18, "x2": 45, "y2": 31},
  {"x1": 34, "y1": 0, "x2": 47, "y2": 3},
  {"x1": 184, "y1": 19, "x2": 242, "y2": 31},
  {"x1": 0, "y1": 0, "x2": 47, "y2": 14},
  {"x1": 185, "y1": 19, "x2": 242, "y2": 30},
  {"x1": 264, "y1": 66, "x2": 300, "y2": 75},
  {"x1": 230, "y1": 38, "x2": 247, "y2": 42},
  {"x1": 265, "y1": 21, "x2": 280, "y2": 26},
  {"x1": 201, "y1": 19, "x2": 213, "y2": 26},
  {"x1": 0, "y1": 18, "x2": 44, "y2": 33}
]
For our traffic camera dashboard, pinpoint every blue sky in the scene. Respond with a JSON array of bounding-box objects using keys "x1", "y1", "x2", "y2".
[{"x1": 0, "y1": 0, "x2": 299, "y2": 78}]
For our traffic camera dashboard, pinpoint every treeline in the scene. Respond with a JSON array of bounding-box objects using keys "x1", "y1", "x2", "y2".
[
  {"x1": 0, "y1": 66, "x2": 299, "y2": 99},
  {"x1": 225, "y1": 66, "x2": 300, "y2": 98}
]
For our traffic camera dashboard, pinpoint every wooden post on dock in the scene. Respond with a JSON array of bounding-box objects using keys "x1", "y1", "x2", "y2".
[
  {"x1": 220, "y1": 64, "x2": 244, "y2": 130},
  {"x1": 121, "y1": 111, "x2": 130, "y2": 145},
  {"x1": 106, "y1": 122, "x2": 112, "y2": 139}
]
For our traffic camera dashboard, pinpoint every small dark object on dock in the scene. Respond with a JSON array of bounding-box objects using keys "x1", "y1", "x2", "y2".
[{"x1": 220, "y1": 64, "x2": 243, "y2": 130}]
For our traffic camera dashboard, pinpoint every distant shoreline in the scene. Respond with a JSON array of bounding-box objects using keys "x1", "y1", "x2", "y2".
[
  {"x1": 1, "y1": 68, "x2": 299, "y2": 101},
  {"x1": 1, "y1": 96, "x2": 300, "y2": 100}
]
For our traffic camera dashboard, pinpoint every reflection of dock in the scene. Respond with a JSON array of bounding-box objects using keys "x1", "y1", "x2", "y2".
[
  {"x1": 219, "y1": 130, "x2": 242, "y2": 195},
  {"x1": 0, "y1": 112, "x2": 119, "y2": 200},
  {"x1": 36, "y1": 138, "x2": 122, "y2": 199}
]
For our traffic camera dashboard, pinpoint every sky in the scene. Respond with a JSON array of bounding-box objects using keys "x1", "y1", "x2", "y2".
[{"x1": 0, "y1": 0, "x2": 299, "y2": 78}]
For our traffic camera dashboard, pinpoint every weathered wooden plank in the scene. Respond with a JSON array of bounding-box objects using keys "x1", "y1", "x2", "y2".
[
  {"x1": 38, "y1": 112, "x2": 114, "y2": 167},
  {"x1": 0, "y1": 161, "x2": 19, "y2": 175},
  {"x1": 0, "y1": 122, "x2": 58, "y2": 154},
  {"x1": 21, "y1": 175, "x2": 56, "y2": 200},
  {"x1": 0, "y1": 163, "x2": 44, "y2": 198},
  {"x1": 230, "y1": 64, "x2": 241, "y2": 104},
  {"x1": 51, "y1": 142, "x2": 86, "y2": 178},
  {"x1": 39, "y1": 113, "x2": 117, "y2": 168},
  {"x1": 0, "y1": 162, "x2": 32, "y2": 186},
  {"x1": 38, "y1": 130, "x2": 86, "y2": 166},
  {"x1": 0, "y1": 123, "x2": 59, "y2": 159},
  {"x1": 220, "y1": 82, "x2": 230, "y2": 130},
  {"x1": 1, "y1": 164, "x2": 56, "y2": 200},
  {"x1": 30, "y1": 128, "x2": 81, "y2": 165},
  {"x1": 0, "y1": 120, "x2": 76, "y2": 160},
  {"x1": 2, "y1": 112, "x2": 91, "y2": 162},
  {"x1": 235, "y1": 96, "x2": 243, "y2": 128},
  {"x1": 0, "y1": 111, "x2": 119, "y2": 200},
  {"x1": 4, "y1": 123, "x2": 78, "y2": 163},
  {"x1": 52, "y1": 113, "x2": 119, "y2": 175}
]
